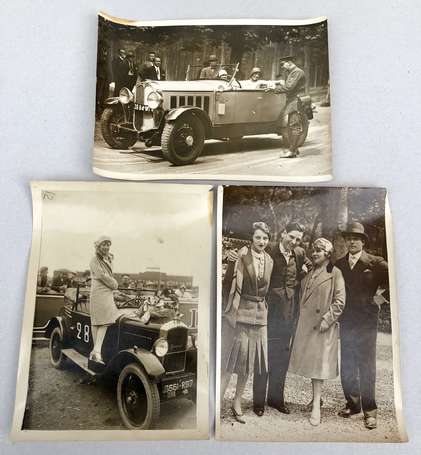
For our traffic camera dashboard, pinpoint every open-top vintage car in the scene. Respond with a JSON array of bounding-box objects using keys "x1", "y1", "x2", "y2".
[
  {"x1": 46, "y1": 286, "x2": 197, "y2": 429},
  {"x1": 100, "y1": 64, "x2": 313, "y2": 165}
]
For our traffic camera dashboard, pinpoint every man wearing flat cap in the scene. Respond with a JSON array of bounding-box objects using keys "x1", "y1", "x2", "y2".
[
  {"x1": 268, "y1": 56, "x2": 306, "y2": 158},
  {"x1": 199, "y1": 54, "x2": 219, "y2": 80},
  {"x1": 335, "y1": 222, "x2": 389, "y2": 430}
]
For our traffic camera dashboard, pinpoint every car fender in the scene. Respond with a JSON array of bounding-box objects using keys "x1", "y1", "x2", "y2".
[
  {"x1": 114, "y1": 348, "x2": 165, "y2": 378},
  {"x1": 45, "y1": 316, "x2": 66, "y2": 340},
  {"x1": 166, "y1": 107, "x2": 211, "y2": 134}
]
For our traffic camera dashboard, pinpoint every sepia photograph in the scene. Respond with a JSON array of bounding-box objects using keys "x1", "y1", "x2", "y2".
[
  {"x1": 216, "y1": 186, "x2": 406, "y2": 442},
  {"x1": 11, "y1": 182, "x2": 212, "y2": 441},
  {"x1": 93, "y1": 13, "x2": 331, "y2": 182}
]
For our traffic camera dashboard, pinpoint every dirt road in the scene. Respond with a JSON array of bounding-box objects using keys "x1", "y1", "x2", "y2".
[
  {"x1": 22, "y1": 345, "x2": 196, "y2": 430},
  {"x1": 218, "y1": 333, "x2": 404, "y2": 442},
  {"x1": 93, "y1": 104, "x2": 331, "y2": 181}
]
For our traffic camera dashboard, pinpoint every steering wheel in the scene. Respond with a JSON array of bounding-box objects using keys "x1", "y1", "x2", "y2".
[{"x1": 117, "y1": 295, "x2": 142, "y2": 309}]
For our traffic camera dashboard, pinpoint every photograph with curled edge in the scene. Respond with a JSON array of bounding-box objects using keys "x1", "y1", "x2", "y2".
[
  {"x1": 216, "y1": 186, "x2": 407, "y2": 442},
  {"x1": 93, "y1": 12, "x2": 332, "y2": 182},
  {"x1": 11, "y1": 182, "x2": 212, "y2": 441}
]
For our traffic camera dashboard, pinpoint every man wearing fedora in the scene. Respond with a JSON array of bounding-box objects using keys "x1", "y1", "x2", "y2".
[
  {"x1": 199, "y1": 55, "x2": 219, "y2": 79},
  {"x1": 335, "y1": 222, "x2": 389, "y2": 430}
]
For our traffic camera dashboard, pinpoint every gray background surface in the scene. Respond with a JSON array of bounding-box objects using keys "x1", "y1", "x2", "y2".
[{"x1": 1, "y1": 0, "x2": 420, "y2": 453}]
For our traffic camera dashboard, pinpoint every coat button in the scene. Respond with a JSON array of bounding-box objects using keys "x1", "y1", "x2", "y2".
[{"x1": 316, "y1": 309, "x2": 320, "y2": 314}]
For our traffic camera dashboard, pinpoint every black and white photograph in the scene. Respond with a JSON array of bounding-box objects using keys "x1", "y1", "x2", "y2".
[
  {"x1": 93, "y1": 13, "x2": 331, "y2": 182},
  {"x1": 216, "y1": 186, "x2": 406, "y2": 442},
  {"x1": 11, "y1": 182, "x2": 212, "y2": 441}
]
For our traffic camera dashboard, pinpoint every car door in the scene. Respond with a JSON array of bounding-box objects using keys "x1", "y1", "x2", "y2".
[
  {"x1": 69, "y1": 290, "x2": 93, "y2": 356},
  {"x1": 234, "y1": 89, "x2": 266, "y2": 124}
]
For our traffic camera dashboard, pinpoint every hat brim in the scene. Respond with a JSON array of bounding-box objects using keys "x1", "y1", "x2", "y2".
[{"x1": 341, "y1": 231, "x2": 369, "y2": 242}]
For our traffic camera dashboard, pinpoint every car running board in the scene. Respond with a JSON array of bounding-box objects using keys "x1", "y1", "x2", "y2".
[{"x1": 62, "y1": 348, "x2": 101, "y2": 376}]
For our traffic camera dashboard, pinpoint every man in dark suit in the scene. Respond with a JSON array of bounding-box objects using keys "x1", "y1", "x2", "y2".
[
  {"x1": 138, "y1": 51, "x2": 157, "y2": 81},
  {"x1": 153, "y1": 56, "x2": 166, "y2": 81},
  {"x1": 226, "y1": 222, "x2": 311, "y2": 416},
  {"x1": 111, "y1": 49, "x2": 130, "y2": 95},
  {"x1": 335, "y1": 222, "x2": 389, "y2": 430},
  {"x1": 254, "y1": 222, "x2": 311, "y2": 415}
]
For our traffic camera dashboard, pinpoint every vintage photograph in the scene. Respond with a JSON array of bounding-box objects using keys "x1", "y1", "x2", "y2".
[
  {"x1": 93, "y1": 13, "x2": 331, "y2": 181},
  {"x1": 11, "y1": 182, "x2": 212, "y2": 441},
  {"x1": 216, "y1": 186, "x2": 406, "y2": 442}
]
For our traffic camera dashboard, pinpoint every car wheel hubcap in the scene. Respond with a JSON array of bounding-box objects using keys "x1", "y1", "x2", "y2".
[{"x1": 185, "y1": 135, "x2": 194, "y2": 146}]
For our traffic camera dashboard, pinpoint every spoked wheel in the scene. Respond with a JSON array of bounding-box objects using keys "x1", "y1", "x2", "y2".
[
  {"x1": 282, "y1": 111, "x2": 309, "y2": 148},
  {"x1": 49, "y1": 326, "x2": 66, "y2": 369},
  {"x1": 161, "y1": 114, "x2": 205, "y2": 165},
  {"x1": 117, "y1": 363, "x2": 160, "y2": 429},
  {"x1": 100, "y1": 106, "x2": 138, "y2": 149}
]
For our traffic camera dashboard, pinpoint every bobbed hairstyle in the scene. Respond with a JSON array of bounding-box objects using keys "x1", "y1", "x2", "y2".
[{"x1": 251, "y1": 221, "x2": 271, "y2": 238}]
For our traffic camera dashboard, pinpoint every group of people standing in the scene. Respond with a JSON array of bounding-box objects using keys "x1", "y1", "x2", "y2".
[
  {"x1": 221, "y1": 220, "x2": 388, "y2": 430},
  {"x1": 111, "y1": 49, "x2": 166, "y2": 95}
]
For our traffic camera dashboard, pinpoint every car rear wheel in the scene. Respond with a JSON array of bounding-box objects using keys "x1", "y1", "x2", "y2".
[
  {"x1": 117, "y1": 363, "x2": 160, "y2": 430},
  {"x1": 282, "y1": 111, "x2": 309, "y2": 148},
  {"x1": 161, "y1": 114, "x2": 205, "y2": 165},
  {"x1": 49, "y1": 326, "x2": 66, "y2": 369},
  {"x1": 100, "y1": 106, "x2": 138, "y2": 150}
]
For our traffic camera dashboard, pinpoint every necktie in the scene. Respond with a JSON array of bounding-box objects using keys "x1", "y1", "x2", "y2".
[{"x1": 349, "y1": 256, "x2": 357, "y2": 270}]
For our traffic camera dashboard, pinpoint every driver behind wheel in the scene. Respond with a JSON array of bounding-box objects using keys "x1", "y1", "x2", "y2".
[{"x1": 89, "y1": 236, "x2": 120, "y2": 365}]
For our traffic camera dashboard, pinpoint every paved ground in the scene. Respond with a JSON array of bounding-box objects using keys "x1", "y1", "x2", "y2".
[
  {"x1": 22, "y1": 345, "x2": 196, "y2": 430},
  {"x1": 218, "y1": 333, "x2": 405, "y2": 442},
  {"x1": 92, "y1": 104, "x2": 331, "y2": 181}
]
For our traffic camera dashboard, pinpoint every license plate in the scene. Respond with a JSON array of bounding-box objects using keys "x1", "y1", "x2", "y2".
[
  {"x1": 134, "y1": 104, "x2": 152, "y2": 112},
  {"x1": 162, "y1": 378, "x2": 194, "y2": 397}
]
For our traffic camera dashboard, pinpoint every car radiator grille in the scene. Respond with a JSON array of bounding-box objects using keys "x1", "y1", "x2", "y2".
[
  {"x1": 170, "y1": 95, "x2": 210, "y2": 114},
  {"x1": 134, "y1": 83, "x2": 145, "y2": 130},
  {"x1": 163, "y1": 326, "x2": 188, "y2": 373},
  {"x1": 163, "y1": 352, "x2": 186, "y2": 373}
]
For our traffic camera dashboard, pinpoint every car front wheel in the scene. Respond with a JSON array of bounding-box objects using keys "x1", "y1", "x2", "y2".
[
  {"x1": 117, "y1": 363, "x2": 160, "y2": 430},
  {"x1": 49, "y1": 326, "x2": 66, "y2": 369},
  {"x1": 161, "y1": 114, "x2": 205, "y2": 165},
  {"x1": 282, "y1": 111, "x2": 309, "y2": 148},
  {"x1": 100, "y1": 106, "x2": 138, "y2": 150}
]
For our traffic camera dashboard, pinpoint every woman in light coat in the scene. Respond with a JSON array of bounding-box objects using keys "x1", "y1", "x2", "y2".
[
  {"x1": 89, "y1": 236, "x2": 119, "y2": 363},
  {"x1": 220, "y1": 222, "x2": 274, "y2": 422},
  {"x1": 289, "y1": 238, "x2": 346, "y2": 426}
]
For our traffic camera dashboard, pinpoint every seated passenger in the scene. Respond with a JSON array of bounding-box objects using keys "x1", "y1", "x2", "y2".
[
  {"x1": 241, "y1": 67, "x2": 264, "y2": 89},
  {"x1": 51, "y1": 271, "x2": 70, "y2": 293},
  {"x1": 217, "y1": 69, "x2": 230, "y2": 82},
  {"x1": 37, "y1": 266, "x2": 50, "y2": 294}
]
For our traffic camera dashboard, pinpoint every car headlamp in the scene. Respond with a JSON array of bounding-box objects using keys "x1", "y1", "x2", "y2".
[
  {"x1": 119, "y1": 87, "x2": 133, "y2": 104},
  {"x1": 153, "y1": 338, "x2": 168, "y2": 357},
  {"x1": 146, "y1": 91, "x2": 162, "y2": 109}
]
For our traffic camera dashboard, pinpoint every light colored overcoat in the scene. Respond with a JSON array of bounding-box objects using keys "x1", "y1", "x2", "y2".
[
  {"x1": 89, "y1": 255, "x2": 119, "y2": 326},
  {"x1": 289, "y1": 265, "x2": 346, "y2": 379}
]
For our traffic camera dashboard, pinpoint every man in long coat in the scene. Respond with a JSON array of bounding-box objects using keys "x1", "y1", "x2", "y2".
[
  {"x1": 269, "y1": 56, "x2": 306, "y2": 158},
  {"x1": 112, "y1": 49, "x2": 130, "y2": 95},
  {"x1": 335, "y1": 222, "x2": 389, "y2": 430}
]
